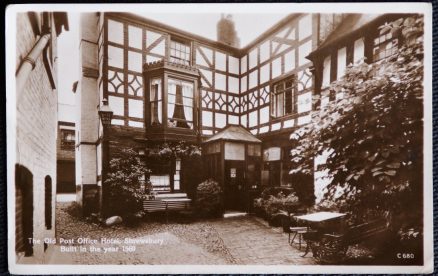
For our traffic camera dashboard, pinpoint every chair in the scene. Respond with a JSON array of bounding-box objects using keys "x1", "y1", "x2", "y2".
[{"x1": 282, "y1": 216, "x2": 307, "y2": 247}]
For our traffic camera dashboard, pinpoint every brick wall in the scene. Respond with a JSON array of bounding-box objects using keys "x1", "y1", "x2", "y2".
[
  {"x1": 15, "y1": 13, "x2": 58, "y2": 262},
  {"x1": 76, "y1": 13, "x2": 100, "y2": 213}
]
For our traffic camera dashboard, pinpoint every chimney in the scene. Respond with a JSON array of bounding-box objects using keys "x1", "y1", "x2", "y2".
[{"x1": 217, "y1": 14, "x2": 240, "y2": 48}]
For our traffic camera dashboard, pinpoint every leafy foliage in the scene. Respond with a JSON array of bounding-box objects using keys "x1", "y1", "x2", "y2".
[
  {"x1": 289, "y1": 16, "x2": 424, "y2": 237},
  {"x1": 195, "y1": 179, "x2": 223, "y2": 218},
  {"x1": 105, "y1": 148, "x2": 151, "y2": 218},
  {"x1": 254, "y1": 187, "x2": 301, "y2": 219},
  {"x1": 147, "y1": 141, "x2": 201, "y2": 160}
]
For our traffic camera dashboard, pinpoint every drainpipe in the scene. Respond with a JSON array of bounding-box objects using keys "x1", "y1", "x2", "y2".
[{"x1": 16, "y1": 33, "x2": 51, "y2": 93}]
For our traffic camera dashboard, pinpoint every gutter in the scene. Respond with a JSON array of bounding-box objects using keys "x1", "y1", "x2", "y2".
[{"x1": 16, "y1": 33, "x2": 51, "y2": 93}]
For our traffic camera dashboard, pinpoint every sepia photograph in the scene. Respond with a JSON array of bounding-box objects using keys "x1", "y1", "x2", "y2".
[{"x1": 6, "y1": 3, "x2": 433, "y2": 274}]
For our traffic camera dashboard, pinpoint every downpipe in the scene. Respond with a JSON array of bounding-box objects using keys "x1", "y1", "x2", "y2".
[{"x1": 16, "y1": 33, "x2": 51, "y2": 94}]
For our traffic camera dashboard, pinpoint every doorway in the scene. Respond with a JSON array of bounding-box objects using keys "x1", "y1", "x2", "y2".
[
  {"x1": 15, "y1": 164, "x2": 34, "y2": 257},
  {"x1": 224, "y1": 161, "x2": 246, "y2": 211}
]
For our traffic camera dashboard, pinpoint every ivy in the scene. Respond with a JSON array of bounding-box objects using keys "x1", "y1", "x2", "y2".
[{"x1": 289, "y1": 16, "x2": 424, "y2": 238}]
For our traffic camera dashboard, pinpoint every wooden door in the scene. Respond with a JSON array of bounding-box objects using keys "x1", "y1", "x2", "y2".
[{"x1": 224, "y1": 161, "x2": 246, "y2": 211}]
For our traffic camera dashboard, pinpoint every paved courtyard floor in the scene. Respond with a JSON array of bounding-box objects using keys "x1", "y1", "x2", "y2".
[
  {"x1": 209, "y1": 216, "x2": 315, "y2": 265},
  {"x1": 51, "y1": 202, "x2": 315, "y2": 265}
]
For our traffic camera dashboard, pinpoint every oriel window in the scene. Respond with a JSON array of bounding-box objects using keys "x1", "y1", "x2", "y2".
[
  {"x1": 170, "y1": 40, "x2": 191, "y2": 66},
  {"x1": 168, "y1": 78, "x2": 194, "y2": 129},
  {"x1": 150, "y1": 78, "x2": 162, "y2": 126},
  {"x1": 271, "y1": 76, "x2": 297, "y2": 118}
]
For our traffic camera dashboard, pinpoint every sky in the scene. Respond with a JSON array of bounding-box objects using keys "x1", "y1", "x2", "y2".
[{"x1": 57, "y1": 12, "x2": 288, "y2": 108}]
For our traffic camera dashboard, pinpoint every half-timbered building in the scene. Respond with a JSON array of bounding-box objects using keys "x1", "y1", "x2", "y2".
[{"x1": 76, "y1": 12, "x2": 409, "y2": 214}]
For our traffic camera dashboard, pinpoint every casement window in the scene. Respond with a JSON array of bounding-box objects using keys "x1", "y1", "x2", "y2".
[
  {"x1": 168, "y1": 78, "x2": 194, "y2": 129},
  {"x1": 60, "y1": 129, "x2": 75, "y2": 150},
  {"x1": 169, "y1": 40, "x2": 191, "y2": 66},
  {"x1": 150, "y1": 78, "x2": 162, "y2": 126},
  {"x1": 373, "y1": 28, "x2": 399, "y2": 62},
  {"x1": 271, "y1": 76, "x2": 297, "y2": 118}
]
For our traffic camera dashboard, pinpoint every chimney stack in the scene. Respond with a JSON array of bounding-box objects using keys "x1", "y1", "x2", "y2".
[{"x1": 217, "y1": 14, "x2": 240, "y2": 48}]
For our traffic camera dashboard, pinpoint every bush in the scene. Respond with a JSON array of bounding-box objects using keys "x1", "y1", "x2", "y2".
[
  {"x1": 195, "y1": 179, "x2": 223, "y2": 218},
  {"x1": 260, "y1": 186, "x2": 295, "y2": 200},
  {"x1": 254, "y1": 187, "x2": 301, "y2": 225},
  {"x1": 104, "y1": 148, "x2": 151, "y2": 222}
]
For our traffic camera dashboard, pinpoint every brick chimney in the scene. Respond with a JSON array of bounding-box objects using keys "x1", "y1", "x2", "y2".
[{"x1": 217, "y1": 14, "x2": 240, "y2": 48}]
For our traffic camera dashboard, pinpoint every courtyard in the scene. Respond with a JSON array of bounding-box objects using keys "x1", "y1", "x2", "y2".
[{"x1": 50, "y1": 202, "x2": 315, "y2": 265}]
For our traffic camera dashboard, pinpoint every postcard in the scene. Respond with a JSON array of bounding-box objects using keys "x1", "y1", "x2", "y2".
[{"x1": 6, "y1": 2, "x2": 433, "y2": 274}]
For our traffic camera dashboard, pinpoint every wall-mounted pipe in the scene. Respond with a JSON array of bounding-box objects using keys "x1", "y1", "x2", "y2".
[{"x1": 16, "y1": 33, "x2": 51, "y2": 94}]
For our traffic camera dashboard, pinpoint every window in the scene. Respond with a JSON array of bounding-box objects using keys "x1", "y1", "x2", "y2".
[
  {"x1": 150, "y1": 175, "x2": 170, "y2": 192},
  {"x1": 373, "y1": 29, "x2": 399, "y2": 62},
  {"x1": 174, "y1": 158, "x2": 181, "y2": 191},
  {"x1": 60, "y1": 129, "x2": 75, "y2": 150},
  {"x1": 170, "y1": 40, "x2": 191, "y2": 65},
  {"x1": 168, "y1": 78, "x2": 194, "y2": 129},
  {"x1": 271, "y1": 76, "x2": 297, "y2": 118},
  {"x1": 150, "y1": 78, "x2": 162, "y2": 126}
]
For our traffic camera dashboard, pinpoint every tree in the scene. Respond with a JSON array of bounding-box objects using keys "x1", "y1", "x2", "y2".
[
  {"x1": 289, "y1": 16, "x2": 424, "y2": 240},
  {"x1": 105, "y1": 148, "x2": 151, "y2": 217}
]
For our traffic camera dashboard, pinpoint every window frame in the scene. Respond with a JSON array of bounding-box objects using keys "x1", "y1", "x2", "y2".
[
  {"x1": 372, "y1": 27, "x2": 401, "y2": 62},
  {"x1": 167, "y1": 77, "x2": 195, "y2": 129},
  {"x1": 270, "y1": 75, "x2": 298, "y2": 119},
  {"x1": 149, "y1": 77, "x2": 163, "y2": 126},
  {"x1": 60, "y1": 129, "x2": 75, "y2": 150},
  {"x1": 169, "y1": 38, "x2": 191, "y2": 66}
]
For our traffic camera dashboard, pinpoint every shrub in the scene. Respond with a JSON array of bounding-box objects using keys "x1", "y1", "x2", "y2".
[
  {"x1": 195, "y1": 179, "x2": 223, "y2": 218},
  {"x1": 104, "y1": 148, "x2": 151, "y2": 222},
  {"x1": 254, "y1": 187, "x2": 301, "y2": 225}
]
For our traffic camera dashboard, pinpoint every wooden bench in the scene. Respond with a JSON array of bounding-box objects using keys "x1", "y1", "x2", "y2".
[
  {"x1": 306, "y1": 218, "x2": 389, "y2": 264},
  {"x1": 143, "y1": 198, "x2": 192, "y2": 222}
]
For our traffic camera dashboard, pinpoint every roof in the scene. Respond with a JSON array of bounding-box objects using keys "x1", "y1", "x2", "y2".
[
  {"x1": 321, "y1": 14, "x2": 380, "y2": 48},
  {"x1": 307, "y1": 13, "x2": 383, "y2": 59},
  {"x1": 107, "y1": 12, "x2": 300, "y2": 56},
  {"x1": 204, "y1": 125, "x2": 261, "y2": 143}
]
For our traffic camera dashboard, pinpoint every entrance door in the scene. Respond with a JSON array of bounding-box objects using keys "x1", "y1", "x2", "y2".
[{"x1": 224, "y1": 161, "x2": 246, "y2": 211}]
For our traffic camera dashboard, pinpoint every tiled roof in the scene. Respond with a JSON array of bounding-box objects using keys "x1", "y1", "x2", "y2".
[{"x1": 204, "y1": 125, "x2": 261, "y2": 143}]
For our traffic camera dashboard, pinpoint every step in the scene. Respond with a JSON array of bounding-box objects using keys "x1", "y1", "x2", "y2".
[
  {"x1": 223, "y1": 211, "x2": 248, "y2": 218},
  {"x1": 155, "y1": 193, "x2": 188, "y2": 199}
]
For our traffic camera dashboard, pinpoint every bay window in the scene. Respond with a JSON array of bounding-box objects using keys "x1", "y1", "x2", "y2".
[{"x1": 144, "y1": 56, "x2": 199, "y2": 142}]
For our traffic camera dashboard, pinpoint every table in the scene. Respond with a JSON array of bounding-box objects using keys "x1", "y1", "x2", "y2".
[
  {"x1": 293, "y1": 212, "x2": 347, "y2": 257},
  {"x1": 295, "y1": 211, "x2": 346, "y2": 222}
]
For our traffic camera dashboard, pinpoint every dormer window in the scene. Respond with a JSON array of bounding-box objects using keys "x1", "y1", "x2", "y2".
[{"x1": 169, "y1": 39, "x2": 191, "y2": 66}]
